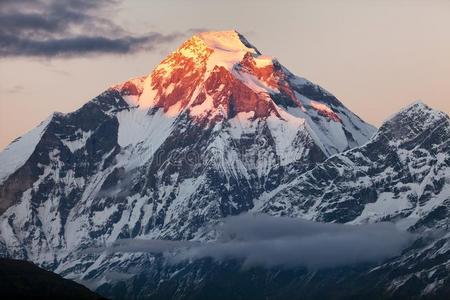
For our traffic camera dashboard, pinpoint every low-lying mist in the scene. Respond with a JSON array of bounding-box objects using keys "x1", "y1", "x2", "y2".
[{"x1": 95, "y1": 214, "x2": 416, "y2": 269}]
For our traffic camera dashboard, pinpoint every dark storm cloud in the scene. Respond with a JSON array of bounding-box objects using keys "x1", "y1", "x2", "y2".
[
  {"x1": 98, "y1": 214, "x2": 416, "y2": 269},
  {"x1": 0, "y1": 0, "x2": 189, "y2": 58},
  {"x1": 1, "y1": 33, "x2": 183, "y2": 58}
]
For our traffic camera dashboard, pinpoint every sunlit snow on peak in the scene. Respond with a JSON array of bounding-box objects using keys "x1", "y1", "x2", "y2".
[{"x1": 196, "y1": 30, "x2": 259, "y2": 54}]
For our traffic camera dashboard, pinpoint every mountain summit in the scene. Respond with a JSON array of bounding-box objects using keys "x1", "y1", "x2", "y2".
[{"x1": 113, "y1": 30, "x2": 375, "y2": 155}]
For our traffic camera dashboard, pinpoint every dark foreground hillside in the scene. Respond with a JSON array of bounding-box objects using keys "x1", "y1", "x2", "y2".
[{"x1": 0, "y1": 258, "x2": 106, "y2": 300}]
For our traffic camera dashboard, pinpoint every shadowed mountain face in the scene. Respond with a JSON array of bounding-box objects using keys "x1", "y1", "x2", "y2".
[
  {"x1": 93, "y1": 103, "x2": 450, "y2": 300},
  {"x1": 0, "y1": 31, "x2": 449, "y2": 299},
  {"x1": 0, "y1": 258, "x2": 107, "y2": 300},
  {"x1": 95, "y1": 259, "x2": 450, "y2": 300}
]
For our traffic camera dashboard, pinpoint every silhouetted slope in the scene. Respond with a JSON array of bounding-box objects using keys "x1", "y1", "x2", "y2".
[{"x1": 0, "y1": 258, "x2": 107, "y2": 300}]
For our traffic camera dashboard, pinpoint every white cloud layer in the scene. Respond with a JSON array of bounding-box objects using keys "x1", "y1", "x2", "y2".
[{"x1": 96, "y1": 214, "x2": 415, "y2": 269}]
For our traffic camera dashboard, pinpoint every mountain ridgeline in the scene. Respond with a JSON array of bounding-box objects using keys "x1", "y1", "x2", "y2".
[{"x1": 0, "y1": 31, "x2": 449, "y2": 299}]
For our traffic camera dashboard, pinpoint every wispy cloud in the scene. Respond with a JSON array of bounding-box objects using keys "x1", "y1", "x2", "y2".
[
  {"x1": 95, "y1": 214, "x2": 416, "y2": 269},
  {"x1": 0, "y1": 0, "x2": 195, "y2": 58},
  {"x1": 3, "y1": 85, "x2": 25, "y2": 94}
]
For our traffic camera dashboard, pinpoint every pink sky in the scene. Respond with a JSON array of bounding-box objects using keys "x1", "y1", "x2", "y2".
[{"x1": 1, "y1": 0, "x2": 449, "y2": 149}]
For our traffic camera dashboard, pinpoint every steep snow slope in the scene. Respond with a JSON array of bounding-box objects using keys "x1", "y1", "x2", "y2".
[{"x1": 0, "y1": 116, "x2": 53, "y2": 185}]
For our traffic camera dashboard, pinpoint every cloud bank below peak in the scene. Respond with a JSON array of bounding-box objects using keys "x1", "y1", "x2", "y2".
[{"x1": 98, "y1": 214, "x2": 416, "y2": 269}]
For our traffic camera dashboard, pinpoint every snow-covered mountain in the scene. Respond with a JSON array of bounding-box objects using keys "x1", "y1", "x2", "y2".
[
  {"x1": 254, "y1": 102, "x2": 450, "y2": 296},
  {"x1": 0, "y1": 30, "x2": 448, "y2": 299},
  {"x1": 0, "y1": 30, "x2": 374, "y2": 250},
  {"x1": 258, "y1": 102, "x2": 450, "y2": 227}
]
